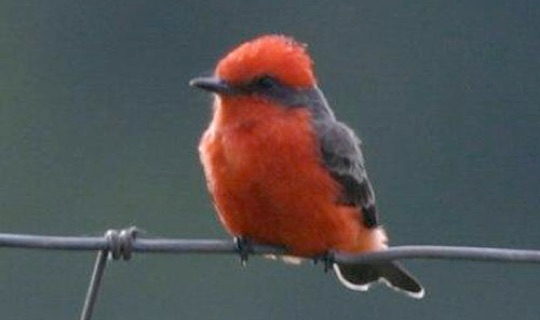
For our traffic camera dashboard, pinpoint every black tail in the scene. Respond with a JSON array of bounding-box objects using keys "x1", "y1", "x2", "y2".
[{"x1": 333, "y1": 262, "x2": 425, "y2": 299}]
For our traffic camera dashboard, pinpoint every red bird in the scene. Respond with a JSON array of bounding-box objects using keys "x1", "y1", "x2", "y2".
[{"x1": 191, "y1": 35, "x2": 424, "y2": 298}]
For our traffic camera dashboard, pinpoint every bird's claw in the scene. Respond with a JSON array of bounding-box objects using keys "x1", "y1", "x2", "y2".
[
  {"x1": 313, "y1": 252, "x2": 335, "y2": 273},
  {"x1": 234, "y1": 237, "x2": 252, "y2": 267}
]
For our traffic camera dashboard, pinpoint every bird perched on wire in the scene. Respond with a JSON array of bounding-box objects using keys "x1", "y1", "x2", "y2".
[{"x1": 190, "y1": 34, "x2": 424, "y2": 298}]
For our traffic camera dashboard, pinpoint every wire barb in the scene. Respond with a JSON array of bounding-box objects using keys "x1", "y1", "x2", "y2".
[
  {"x1": 105, "y1": 227, "x2": 139, "y2": 260},
  {"x1": 79, "y1": 227, "x2": 139, "y2": 320}
]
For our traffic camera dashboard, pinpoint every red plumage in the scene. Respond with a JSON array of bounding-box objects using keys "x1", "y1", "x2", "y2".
[
  {"x1": 192, "y1": 34, "x2": 424, "y2": 298},
  {"x1": 199, "y1": 96, "x2": 386, "y2": 256}
]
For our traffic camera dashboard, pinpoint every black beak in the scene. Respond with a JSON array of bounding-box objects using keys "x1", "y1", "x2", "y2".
[{"x1": 189, "y1": 76, "x2": 233, "y2": 94}]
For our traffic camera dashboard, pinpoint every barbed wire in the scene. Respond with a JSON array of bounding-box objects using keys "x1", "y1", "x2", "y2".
[{"x1": 1, "y1": 227, "x2": 540, "y2": 320}]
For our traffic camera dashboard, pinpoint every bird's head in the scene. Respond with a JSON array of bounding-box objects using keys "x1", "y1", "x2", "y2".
[{"x1": 190, "y1": 35, "x2": 317, "y2": 98}]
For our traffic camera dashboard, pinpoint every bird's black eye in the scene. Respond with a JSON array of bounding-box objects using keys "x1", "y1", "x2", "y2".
[{"x1": 254, "y1": 75, "x2": 277, "y2": 90}]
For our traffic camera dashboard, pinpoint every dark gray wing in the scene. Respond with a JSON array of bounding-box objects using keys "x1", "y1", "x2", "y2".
[{"x1": 316, "y1": 120, "x2": 379, "y2": 228}]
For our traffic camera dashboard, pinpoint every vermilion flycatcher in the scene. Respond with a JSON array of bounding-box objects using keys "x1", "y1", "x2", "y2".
[{"x1": 191, "y1": 35, "x2": 424, "y2": 298}]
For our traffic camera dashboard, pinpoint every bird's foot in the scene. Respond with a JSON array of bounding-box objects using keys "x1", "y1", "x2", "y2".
[
  {"x1": 234, "y1": 236, "x2": 252, "y2": 267},
  {"x1": 313, "y1": 251, "x2": 335, "y2": 273}
]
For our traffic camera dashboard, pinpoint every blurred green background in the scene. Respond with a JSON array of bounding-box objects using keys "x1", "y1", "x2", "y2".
[{"x1": 1, "y1": 1, "x2": 539, "y2": 319}]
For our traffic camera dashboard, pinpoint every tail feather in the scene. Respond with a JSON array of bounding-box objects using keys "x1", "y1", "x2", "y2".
[{"x1": 333, "y1": 262, "x2": 425, "y2": 299}]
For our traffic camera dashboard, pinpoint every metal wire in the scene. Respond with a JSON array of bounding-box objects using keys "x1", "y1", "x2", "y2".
[
  {"x1": 0, "y1": 232, "x2": 286, "y2": 254},
  {"x1": 2, "y1": 231, "x2": 540, "y2": 263},
  {"x1": 1, "y1": 228, "x2": 540, "y2": 320},
  {"x1": 335, "y1": 246, "x2": 540, "y2": 264},
  {"x1": 80, "y1": 250, "x2": 108, "y2": 320}
]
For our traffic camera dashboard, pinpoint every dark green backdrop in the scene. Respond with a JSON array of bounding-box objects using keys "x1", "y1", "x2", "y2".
[{"x1": 1, "y1": 1, "x2": 539, "y2": 319}]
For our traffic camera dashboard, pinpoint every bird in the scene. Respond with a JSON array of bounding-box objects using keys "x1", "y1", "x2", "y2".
[{"x1": 190, "y1": 34, "x2": 424, "y2": 298}]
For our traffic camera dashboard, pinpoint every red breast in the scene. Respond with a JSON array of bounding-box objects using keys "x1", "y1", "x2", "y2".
[{"x1": 199, "y1": 95, "x2": 385, "y2": 255}]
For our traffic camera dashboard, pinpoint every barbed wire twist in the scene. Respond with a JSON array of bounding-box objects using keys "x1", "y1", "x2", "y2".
[{"x1": 1, "y1": 227, "x2": 540, "y2": 320}]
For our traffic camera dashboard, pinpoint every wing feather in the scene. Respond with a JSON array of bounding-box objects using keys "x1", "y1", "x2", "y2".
[{"x1": 316, "y1": 120, "x2": 379, "y2": 228}]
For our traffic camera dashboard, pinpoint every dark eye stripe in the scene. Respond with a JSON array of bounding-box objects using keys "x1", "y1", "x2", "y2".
[
  {"x1": 254, "y1": 75, "x2": 277, "y2": 89},
  {"x1": 234, "y1": 77, "x2": 335, "y2": 121}
]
